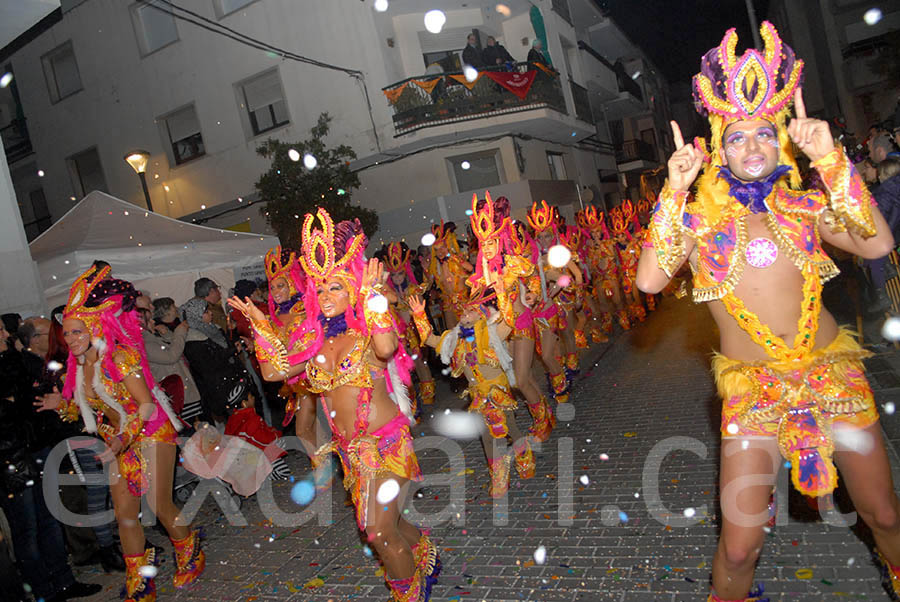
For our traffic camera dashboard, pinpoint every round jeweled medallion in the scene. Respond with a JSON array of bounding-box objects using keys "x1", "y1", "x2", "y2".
[{"x1": 746, "y1": 237, "x2": 778, "y2": 268}]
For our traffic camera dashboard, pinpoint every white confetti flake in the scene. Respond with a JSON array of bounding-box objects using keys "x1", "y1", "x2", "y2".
[
  {"x1": 376, "y1": 479, "x2": 400, "y2": 504},
  {"x1": 885, "y1": 402, "x2": 896, "y2": 415},
  {"x1": 366, "y1": 294, "x2": 389, "y2": 314},
  {"x1": 138, "y1": 565, "x2": 158, "y2": 578},
  {"x1": 288, "y1": 149, "x2": 301, "y2": 161},
  {"x1": 373, "y1": 0, "x2": 388, "y2": 11},
  {"x1": 421, "y1": 233, "x2": 436, "y2": 247},
  {"x1": 864, "y1": 8, "x2": 882, "y2": 25},
  {"x1": 303, "y1": 153, "x2": 317, "y2": 169},
  {"x1": 882, "y1": 316, "x2": 900, "y2": 341},
  {"x1": 579, "y1": 475, "x2": 590, "y2": 486},
  {"x1": 432, "y1": 411, "x2": 484, "y2": 439},
  {"x1": 463, "y1": 65, "x2": 478, "y2": 82},
  {"x1": 547, "y1": 245, "x2": 571, "y2": 268},
  {"x1": 683, "y1": 507, "x2": 696, "y2": 518},
  {"x1": 423, "y1": 9, "x2": 446, "y2": 33},
  {"x1": 533, "y1": 545, "x2": 547, "y2": 565}
]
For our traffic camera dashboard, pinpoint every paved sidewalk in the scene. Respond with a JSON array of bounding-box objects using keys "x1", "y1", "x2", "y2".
[{"x1": 72, "y1": 297, "x2": 900, "y2": 601}]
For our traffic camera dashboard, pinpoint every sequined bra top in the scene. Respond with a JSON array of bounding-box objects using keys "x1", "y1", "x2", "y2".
[
  {"x1": 305, "y1": 333, "x2": 374, "y2": 394},
  {"x1": 682, "y1": 188, "x2": 839, "y2": 303}
]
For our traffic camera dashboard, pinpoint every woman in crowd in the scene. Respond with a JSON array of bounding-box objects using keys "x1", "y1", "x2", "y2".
[{"x1": 36, "y1": 265, "x2": 204, "y2": 602}]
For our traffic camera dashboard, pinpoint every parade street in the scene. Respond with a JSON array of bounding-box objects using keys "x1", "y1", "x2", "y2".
[{"x1": 66, "y1": 296, "x2": 900, "y2": 602}]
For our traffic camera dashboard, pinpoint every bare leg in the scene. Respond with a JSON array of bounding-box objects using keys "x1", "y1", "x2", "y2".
[
  {"x1": 364, "y1": 476, "x2": 417, "y2": 579},
  {"x1": 834, "y1": 422, "x2": 900, "y2": 563},
  {"x1": 413, "y1": 356, "x2": 432, "y2": 382},
  {"x1": 711, "y1": 437, "x2": 779, "y2": 600},
  {"x1": 512, "y1": 338, "x2": 542, "y2": 406},
  {"x1": 144, "y1": 441, "x2": 191, "y2": 539},
  {"x1": 109, "y1": 461, "x2": 144, "y2": 556},
  {"x1": 539, "y1": 328, "x2": 564, "y2": 374},
  {"x1": 294, "y1": 392, "x2": 319, "y2": 459}
]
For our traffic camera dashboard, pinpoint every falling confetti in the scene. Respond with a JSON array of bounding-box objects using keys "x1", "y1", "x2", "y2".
[
  {"x1": 290, "y1": 480, "x2": 316, "y2": 506},
  {"x1": 579, "y1": 475, "x2": 590, "y2": 485},
  {"x1": 288, "y1": 149, "x2": 300, "y2": 161},
  {"x1": 460, "y1": 160, "x2": 471, "y2": 170},
  {"x1": 463, "y1": 65, "x2": 478, "y2": 82},
  {"x1": 373, "y1": 0, "x2": 388, "y2": 11},
  {"x1": 726, "y1": 423, "x2": 740, "y2": 435},
  {"x1": 683, "y1": 507, "x2": 696, "y2": 518},
  {"x1": 864, "y1": 8, "x2": 883, "y2": 25},
  {"x1": 432, "y1": 411, "x2": 484, "y2": 439},
  {"x1": 495, "y1": 3, "x2": 511, "y2": 17},
  {"x1": 138, "y1": 565, "x2": 158, "y2": 578},
  {"x1": 0, "y1": 72, "x2": 12, "y2": 88},
  {"x1": 885, "y1": 402, "x2": 896, "y2": 415},
  {"x1": 882, "y1": 316, "x2": 900, "y2": 341},
  {"x1": 421, "y1": 233, "x2": 436, "y2": 246},
  {"x1": 303, "y1": 153, "x2": 317, "y2": 169},
  {"x1": 547, "y1": 245, "x2": 571, "y2": 268},
  {"x1": 376, "y1": 479, "x2": 400, "y2": 504},
  {"x1": 423, "y1": 9, "x2": 446, "y2": 33},
  {"x1": 367, "y1": 294, "x2": 389, "y2": 314},
  {"x1": 599, "y1": 453, "x2": 609, "y2": 461},
  {"x1": 533, "y1": 545, "x2": 547, "y2": 564},
  {"x1": 47, "y1": 360, "x2": 63, "y2": 372}
]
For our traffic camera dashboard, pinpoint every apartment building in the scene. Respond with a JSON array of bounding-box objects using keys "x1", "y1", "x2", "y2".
[{"x1": 0, "y1": 0, "x2": 673, "y2": 245}]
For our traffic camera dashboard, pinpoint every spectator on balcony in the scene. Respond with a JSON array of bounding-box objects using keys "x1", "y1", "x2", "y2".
[
  {"x1": 482, "y1": 36, "x2": 514, "y2": 68},
  {"x1": 527, "y1": 39, "x2": 549, "y2": 67},
  {"x1": 462, "y1": 33, "x2": 484, "y2": 68}
]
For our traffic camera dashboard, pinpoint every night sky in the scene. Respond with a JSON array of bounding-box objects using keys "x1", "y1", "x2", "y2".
[{"x1": 600, "y1": 0, "x2": 771, "y2": 84}]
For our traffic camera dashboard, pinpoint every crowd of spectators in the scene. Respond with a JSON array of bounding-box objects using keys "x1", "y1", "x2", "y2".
[{"x1": 0, "y1": 272, "x2": 291, "y2": 600}]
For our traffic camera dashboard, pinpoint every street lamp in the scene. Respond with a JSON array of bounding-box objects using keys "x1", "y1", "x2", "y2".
[{"x1": 123, "y1": 149, "x2": 153, "y2": 212}]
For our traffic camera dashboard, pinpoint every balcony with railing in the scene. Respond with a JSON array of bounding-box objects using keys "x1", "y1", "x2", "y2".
[
  {"x1": 616, "y1": 139, "x2": 657, "y2": 168},
  {"x1": 0, "y1": 118, "x2": 33, "y2": 163},
  {"x1": 383, "y1": 62, "x2": 567, "y2": 136},
  {"x1": 577, "y1": 41, "x2": 645, "y2": 120}
]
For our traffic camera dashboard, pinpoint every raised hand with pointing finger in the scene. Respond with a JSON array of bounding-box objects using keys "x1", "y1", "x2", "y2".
[
  {"x1": 667, "y1": 121, "x2": 704, "y2": 192},
  {"x1": 787, "y1": 89, "x2": 834, "y2": 163}
]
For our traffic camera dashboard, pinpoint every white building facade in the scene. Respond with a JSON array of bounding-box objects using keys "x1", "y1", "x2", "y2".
[{"x1": 0, "y1": 0, "x2": 672, "y2": 246}]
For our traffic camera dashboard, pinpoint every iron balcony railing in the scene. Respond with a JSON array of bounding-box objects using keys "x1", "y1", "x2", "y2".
[{"x1": 383, "y1": 62, "x2": 567, "y2": 136}]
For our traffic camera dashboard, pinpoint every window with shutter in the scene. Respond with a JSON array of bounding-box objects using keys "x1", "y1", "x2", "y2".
[
  {"x1": 163, "y1": 105, "x2": 205, "y2": 165},
  {"x1": 240, "y1": 70, "x2": 289, "y2": 135}
]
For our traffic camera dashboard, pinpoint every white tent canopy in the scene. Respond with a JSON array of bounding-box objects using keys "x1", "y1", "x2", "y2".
[{"x1": 30, "y1": 191, "x2": 278, "y2": 309}]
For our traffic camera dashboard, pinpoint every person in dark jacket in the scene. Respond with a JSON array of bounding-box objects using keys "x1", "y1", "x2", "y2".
[
  {"x1": 462, "y1": 33, "x2": 483, "y2": 68},
  {"x1": 482, "y1": 36, "x2": 514, "y2": 67},
  {"x1": 180, "y1": 298, "x2": 249, "y2": 427},
  {"x1": 527, "y1": 39, "x2": 549, "y2": 66},
  {"x1": 0, "y1": 322, "x2": 102, "y2": 602}
]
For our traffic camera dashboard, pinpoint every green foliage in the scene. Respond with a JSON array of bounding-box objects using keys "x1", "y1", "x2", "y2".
[{"x1": 255, "y1": 113, "x2": 378, "y2": 249}]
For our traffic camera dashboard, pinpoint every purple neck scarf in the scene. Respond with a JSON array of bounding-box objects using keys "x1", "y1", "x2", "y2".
[
  {"x1": 318, "y1": 313, "x2": 348, "y2": 338},
  {"x1": 717, "y1": 165, "x2": 791, "y2": 214},
  {"x1": 276, "y1": 292, "x2": 303, "y2": 315}
]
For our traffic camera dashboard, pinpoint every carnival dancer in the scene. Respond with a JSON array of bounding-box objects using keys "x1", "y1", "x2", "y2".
[
  {"x1": 37, "y1": 266, "x2": 204, "y2": 602},
  {"x1": 383, "y1": 241, "x2": 436, "y2": 408},
  {"x1": 467, "y1": 193, "x2": 555, "y2": 442},
  {"x1": 252, "y1": 209, "x2": 438, "y2": 602},
  {"x1": 528, "y1": 200, "x2": 583, "y2": 379},
  {"x1": 560, "y1": 222, "x2": 609, "y2": 345},
  {"x1": 637, "y1": 22, "x2": 900, "y2": 602},
  {"x1": 612, "y1": 201, "x2": 647, "y2": 322},
  {"x1": 425, "y1": 221, "x2": 473, "y2": 329},
  {"x1": 578, "y1": 206, "x2": 630, "y2": 331},
  {"x1": 228, "y1": 246, "x2": 318, "y2": 461},
  {"x1": 410, "y1": 287, "x2": 535, "y2": 497}
]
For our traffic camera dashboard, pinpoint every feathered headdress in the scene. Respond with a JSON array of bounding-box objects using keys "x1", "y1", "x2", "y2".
[
  {"x1": 384, "y1": 241, "x2": 419, "y2": 286},
  {"x1": 431, "y1": 220, "x2": 461, "y2": 253},
  {"x1": 469, "y1": 191, "x2": 510, "y2": 245},
  {"x1": 527, "y1": 200, "x2": 557, "y2": 235},
  {"x1": 609, "y1": 205, "x2": 631, "y2": 240},
  {"x1": 265, "y1": 245, "x2": 305, "y2": 318},
  {"x1": 692, "y1": 21, "x2": 804, "y2": 221},
  {"x1": 61, "y1": 265, "x2": 181, "y2": 432},
  {"x1": 300, "y1": 208, "x2": 367, "y2": 293}
]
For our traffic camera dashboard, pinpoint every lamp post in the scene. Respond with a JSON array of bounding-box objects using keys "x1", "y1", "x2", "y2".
[{"x1": 123, "y1": 150, "x2": 153, "y2": 212}]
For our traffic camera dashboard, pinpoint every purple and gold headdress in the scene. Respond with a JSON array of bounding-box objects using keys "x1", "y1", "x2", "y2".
[{"x1": 692, "y1": 21, "x2": 805, "y2": 213}]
